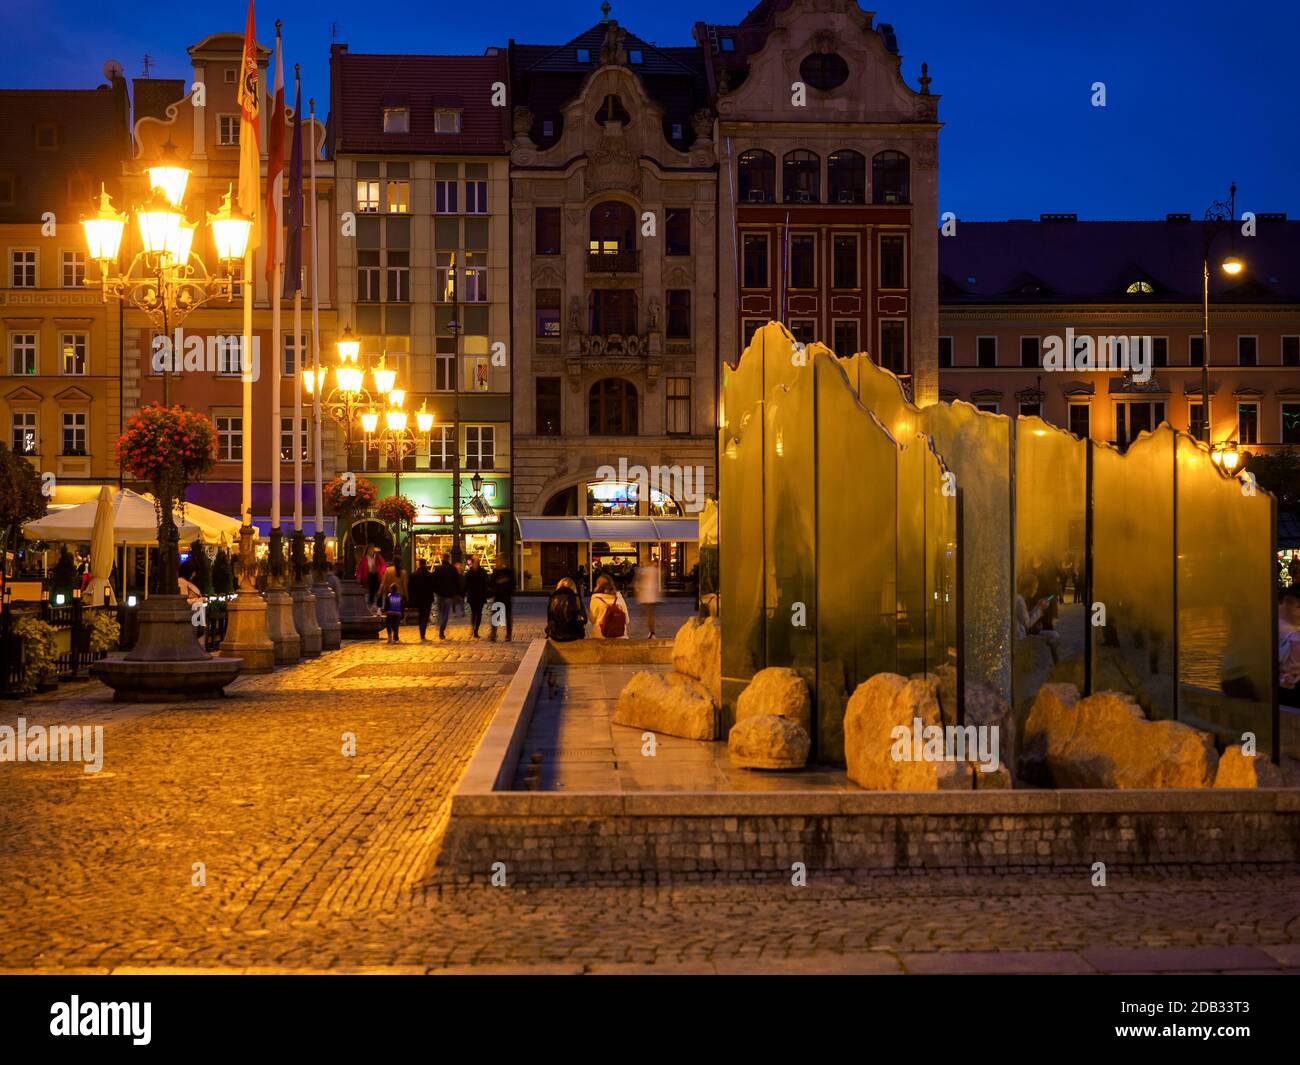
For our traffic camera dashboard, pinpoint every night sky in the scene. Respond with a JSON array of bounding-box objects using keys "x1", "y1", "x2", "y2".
[{"x1": 6, "y1": 0, "x2": 1296, "y2": 222}]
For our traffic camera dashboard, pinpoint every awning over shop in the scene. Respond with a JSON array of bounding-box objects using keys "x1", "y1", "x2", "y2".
[{"x1": 515, "y1": 516, "x2": 698, "y2": 543}]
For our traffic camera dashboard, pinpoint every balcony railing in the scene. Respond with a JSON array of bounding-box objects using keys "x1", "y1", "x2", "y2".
[
  {"x1": 586, "y1": 250, "x2": 639, "y2": 274},
  {"x1": 579, "y1": 333, "x2": 649, "y2": 357}
]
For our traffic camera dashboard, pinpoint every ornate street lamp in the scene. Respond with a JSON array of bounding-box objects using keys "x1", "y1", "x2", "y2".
[{"x1": 82, "y1": 162, "x2": 252, "y2": 405}]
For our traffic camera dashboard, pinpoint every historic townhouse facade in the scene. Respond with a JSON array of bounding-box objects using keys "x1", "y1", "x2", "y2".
[
  {"x1": 702, "y1": 0, "x2": 940, "y2": 404},
  {"x1": 0, "y1": 75, "x2": 132, "y2": 506},
  {"x1": 937, "y1": 216, "x2": 1300, "y2": 452},
  {"x1": 330, "y1": 45, "x2": 513, "y2": 567},
  {"x1": 507, "y1": 16, "x2": 717, "y2": 590}
]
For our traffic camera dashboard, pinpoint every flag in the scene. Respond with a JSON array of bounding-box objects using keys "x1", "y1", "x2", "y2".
[
  {"x1": 265, "y1": 21, "x2": 285, "y2": 282},
  {"x1": 283, "y1": 67, "x2": 304, "y2": 297},
  {"x1": 236, "y1": 0, "x2": 261, "y2": 253}
]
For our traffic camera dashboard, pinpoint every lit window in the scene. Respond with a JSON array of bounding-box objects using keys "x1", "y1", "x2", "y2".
[
  {"x1": 1126, "y1": 280, "x2": 1154, "y2": 294},
  {"x1": 60, "y1": 332, "x2": 87, "y2": 375},
  {"x1": 356, "y1": 180, "x2": 380, "y2": 213},
  {"x1": 11, "y1": 411, "x2": 37, "y2": 454}
]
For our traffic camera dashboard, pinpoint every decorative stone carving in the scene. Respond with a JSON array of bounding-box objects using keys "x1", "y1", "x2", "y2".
[
  {"x1": 691, "y1": 109, "x2": 713, "y2": 140},
  {"x1": 568, "y1": 295, "x2": 581, "y2": 333},
  {"x1": 512, "y1": 105, "x2": 534, "y2": 138},
  {"x1": 809, "y1": 28, "x2": 840, "y2": 54},
  {"x1": 599, "y1": 21, "x2": 628, "y2": 67},
  {"x1": 647, "y1": 296, "x2": 660, "y2": 331},
  {"x1": 585, "y1": 132, "x2": 640, "y2": 197}
]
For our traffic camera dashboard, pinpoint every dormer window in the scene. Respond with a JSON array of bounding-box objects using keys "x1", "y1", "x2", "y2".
[
  {"x1": 671, "y1": 123, "x2": 683, "y2": 140},
  {"x1": 628, "y1": 49, "x2": 643, "y2": 64},
  {"x1": 383, "y1": 107, "x2": 410, "y2": 134},
  {"x1": 1126, "y1": 280, "x2": 1154, "y2": 294},
  {"x1": 720, "y1": 37, "x2": 735, "y2": 52},
  {"x1": 542, "y1": 119, "x2": 555, "y2": 138},
  {"x1": 434, "y1": 109, "x2": 462, "y2": 134},
  {"x1": 576, "y1": 48, "x2": 591, "y2": 63}
]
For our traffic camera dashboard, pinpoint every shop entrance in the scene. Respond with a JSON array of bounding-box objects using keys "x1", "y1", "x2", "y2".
[{"x1": 541, "y1": 542, "x2": 578, "y2": 589}]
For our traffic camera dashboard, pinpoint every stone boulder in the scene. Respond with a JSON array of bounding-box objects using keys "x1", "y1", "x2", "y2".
[
  {"x1": 672, "y1": 616, "x2": 721, "y2": 705},
  {"x1": 735, "y1": 666, "x2": 811, "y2": 733},
  {"x1": 613, "y1": 670, "x2": 716, "y2": 741},
  {"x1": 728, "y1": 713, "x2": 810, "y2": 770},
  {"x1": 1021, "y1": 685, "x2": 1217, "y2": 788},
  {"x1": 936, "y1": 663, "x2": 1017, "y2": 777},
  {"x1": 1214, "y1": 744, "x2": 1284, "y2": 788},
  {"x1": 843, "y1": 672, "x2": 975, "y2": 791}
]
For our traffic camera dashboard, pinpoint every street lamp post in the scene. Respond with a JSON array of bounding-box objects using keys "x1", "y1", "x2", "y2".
[
  {"x1": 362, "y1": 391, "x2": 434, "y2": 566},
  {"x1": 1200, "y1": 182, "x2": 1245, "y2": 446}
]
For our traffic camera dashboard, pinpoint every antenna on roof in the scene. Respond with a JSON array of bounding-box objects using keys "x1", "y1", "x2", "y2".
[
  {"x1": 331, "y1": 22, "x2": 338, "y2": 44},
  {"x1": 601, "y1": 1, "x2": 611, "y2": 23},
  {"x1": 141, "y1": 54, "x2": 153, "y2": 77}
]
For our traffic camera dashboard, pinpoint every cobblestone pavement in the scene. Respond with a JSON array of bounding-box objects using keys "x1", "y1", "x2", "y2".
[{"x1": 2, "y1": 598, "x2": 1299, "y2": 974}]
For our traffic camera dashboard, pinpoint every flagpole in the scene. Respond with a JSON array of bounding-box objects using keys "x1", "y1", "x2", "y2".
[{"x1": 309, "y1": 97, "x2": 324, "y2": 553}]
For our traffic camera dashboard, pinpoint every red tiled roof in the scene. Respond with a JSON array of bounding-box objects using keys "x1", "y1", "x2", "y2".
[
  {"x1": 0, "y1": 81, "x2": 131, "y2": 224},
  {"x1": 331, "y1": 50, "x2": 511, "y2": 155}
]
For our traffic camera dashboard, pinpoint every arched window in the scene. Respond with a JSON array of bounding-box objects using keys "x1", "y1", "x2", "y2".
[
  {"x1": 589, "y1": 378, "x2": 638, "y2": 435},
  {"x1": 594, "y1": 94, "x2": 631, "y2": 127},
  {"x1": 783, "y1": 150, "x2": 820, "y2": 204},
  {"x1": 827, "y1": 149, "x2": 866, "y2": 204},
  {"x1": 872, "y1": 150, "x2": 910, "y2": 205},
  {"x1": 543, "y1": 485, "x2": 579, "y2": 515},
  {"x1": 737, "y1": 149, "x2": 775, "y2": 204}
]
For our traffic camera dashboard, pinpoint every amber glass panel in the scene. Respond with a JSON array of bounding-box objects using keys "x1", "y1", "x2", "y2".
[
  {"x1": 925, "y1": 401, "x2": 1012, "y2": 701},
  {"x1": 719, "y1": 328, "x2": 766, "y2": 724},
  {"x1": 924, "y1": 436, "x2": 959, "y2": 677},
  {"x1": 1175, "y1": 434, "x2": 1276, "y2": 755},
  {"x1": 764, "y1": 351, "x2": 818, "y2": 738},
  {"x1": 842, "y1": 353, "x2": 922, "y2": 448},
  {"x1": 1090, "y1": 427, "x2": 1176, "y2": 720},
  {"x1": 1013, "y1": 416, "x2": 1087, "y2": 723},
  {"x1": 815, "y1": 354, "x2": 898, "y2": 761},
  {"x1": 895, "y1": 430, "x2": 928, "y2": 676}
]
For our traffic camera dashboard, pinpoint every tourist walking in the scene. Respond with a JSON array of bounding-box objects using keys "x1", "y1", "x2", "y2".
[
  {"x1": 545, "y1": 577, "x2": 586, "y2": 642},
  {"x1": 588, "y1": 573, "x2": 629, "y2": 639},
  {"x1": 383, "y1": 583, "x2": 404, "y2": 643},
  {"x1": 633, "y1": 562, "x2": 660, "y2": 638},
  {"x1": 488, "y1": 560, "x2": 515, "y2": 642},
  {"x1": 464, "y1": 555, "x2": 490, "y2": 638},
  {"x1": 432, "y1": 555, "x2": 463, "y2": 639},
  {"x1": 408, "y1": 557, "x2": 436, "y2": 641},
  {"x1": 356, "y1": 545, "x2": 386, "y2": 613}
]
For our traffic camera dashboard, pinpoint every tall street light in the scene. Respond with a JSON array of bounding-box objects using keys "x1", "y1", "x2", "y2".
[
  {"x1": 82, "y1": 147, "x2": 252, "y2": 407},
  {"x1": 1200, "y1": 183, "x2": 1245, "y2": 448}
]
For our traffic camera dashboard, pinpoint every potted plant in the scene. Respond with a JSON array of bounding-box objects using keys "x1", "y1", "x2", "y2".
[
  {"x1": 15, "y1": 616, "x2": 59, "y2": 691},
  {"x1": 325, "y1": 474, "x2": 377, "y2": 577},
  {"x1": 375, "y1": 495, "x2": 417, "y2": 567},
  {"x1": 86, "y1": 610, "x2": 121, "y2": 656}
]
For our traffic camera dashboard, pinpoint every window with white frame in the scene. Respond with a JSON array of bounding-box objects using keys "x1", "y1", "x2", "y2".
[
  {"x1": 464, "y1": 180, "x2": 488, "y2": 214},
  {"x1": 60, "y1": 332, "x2": 87, "y2": 375},
  {"x1": 217, "y1": 115, "x2": 239, "y2": 146},
  {"x1": 356, "y1": 179, "x2": 380, "y2": 214},
  {"x1": 463, "y1": 252, "x2": 487, "y2": 302},
  {"x1": 666, "y1": 376, "x2": 691, "y2": 435},
  {"x1": 465, "y1": 425, "x2": 495, "y2": 470},
  {"x1": 215, "y1": 334, "x2": 244, "y2": 375},
  {"x1": 282, "y1": 332, "x2": 309, "y2": 376},
  {"x1": 1238, "y1": 401, "x2": 1259, "y2": 445},
  {"x1": 435, "y1": 252, "x2": 456, "y2": 303},
  {"x1": 386, "y1": 177, "x2": 409, "y2": 213},
  {"x1": 434, "y1": 109, "x2": 462, "y2": 134},
  {"x1": 11, "y1": 410, "x2": 37, "y2": 454},
  {"x1": 382, "y1": 107, "x2": 409, "y2": 134},
  {"x1": 61, "y1": 411, "x2": 87, "y2": 455},
  {"x1": 10, "y1": 249, "x2": 36, "y2": 288},
  {"x1": 357, "y1": 250, "x2": 380, "y2": 301},
  {"x1": 61, "y1": 249, "x2": 85, "y2": 288},
  {"x1": 9, "y1": 332, "x2": 36, "y2": 375},
  {"x1": 429, "y1": 425, "x2": 454, "y2": 469},
  {"x1": 386, "y1": 251, "x2": 410, "y2": 302},
  {"x1": 216, "y1": 414, "x2": 242, "y2": 462},
  {"x1": 435, "y1": 179, "x2": 458, "y2": 214},
  {"x1": 434, "y1": 353, "x2": 455, "y2": 392},
  {"x1": 279, "y1": 416, "x2": 310, "y2": 462}
]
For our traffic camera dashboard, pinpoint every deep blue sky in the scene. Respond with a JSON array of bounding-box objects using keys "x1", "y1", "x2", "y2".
[{"x1": 7, "y1": 0, "x2": 1297, "y2": 221}]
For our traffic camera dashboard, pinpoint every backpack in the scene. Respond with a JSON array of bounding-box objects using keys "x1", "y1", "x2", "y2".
[
  {"x1": 598, "y1": 595, "x2": 626, "y2": 638},
  {"x1": 386, "y1": 590, "x2": 404, "y2": 615}
]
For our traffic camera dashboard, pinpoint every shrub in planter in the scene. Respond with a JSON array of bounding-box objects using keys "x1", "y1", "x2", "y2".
[
  {"x1": 86, "y1": 610, "x2": 121, "y2": 655},
  {"x1": 15, "y1": 616, "x2": 59, "y2": 689}
]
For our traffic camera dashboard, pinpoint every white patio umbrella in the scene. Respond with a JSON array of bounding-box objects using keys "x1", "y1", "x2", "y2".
[
  {"x1": 86, "y1": 485, "x2": 116, "y2": 606},
  {"x1": 23, "y1": 489, "x2": 200, "y2": 544}
]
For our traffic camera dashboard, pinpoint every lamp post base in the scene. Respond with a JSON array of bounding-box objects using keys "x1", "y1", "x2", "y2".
[
  {"x1": 290, "y1": 582, "x2": 323, "y2": 657},
  {"x1": 265, "y1": 587, "x2": 302, "y2": 664},
  {"x1": 311, "y1": 578, "x2": 342, "y2": 650},
  {"x1": 218, "y1": 591, "x2": 275, "y2": 673},
  {"x1": 336, "y1": 577, "x2": 385, "y2": 641}
]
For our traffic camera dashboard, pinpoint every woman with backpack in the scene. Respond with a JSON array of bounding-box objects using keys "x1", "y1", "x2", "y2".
[
  {"x1": 545, "y1": 577, "x2": 587, "y2": 642},
  {"x1": 588, "y1": 573, "x2": 630, "y2": 639}
]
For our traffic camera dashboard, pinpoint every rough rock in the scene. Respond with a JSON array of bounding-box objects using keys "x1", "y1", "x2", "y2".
[
  {"x1": 1214, "y1": 744, "x2": 1284, "y2": 788},
  {"x1": 843, "y1": 673, "x2": 977, "y2": 791},
  {"x1": 728, "y1": 713, "x2": 810, "y2": 770},
  {"x1": 735, "y1": 666, "x2": 811, "y2": 733},
  {"x1": 1021, "y1": 685, "x2": 1217, "y2": 788},
  {"x1": 613, "y1": 670, "x2": 716, "y2": 741},
  {"x1": 672, "y1": 616, "x2": 721, "y2": 705},
  {"x1": 936, "y1": 663, "x2": 1017, "y2": 776}
]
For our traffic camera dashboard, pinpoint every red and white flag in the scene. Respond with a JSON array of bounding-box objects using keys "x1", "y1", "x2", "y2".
[
  {"x1": 236, "y1": 0, "x2": 261, "y2": 253},
  {"x1": 264, "y1": 21, "x2": 285, "y2": 281}
]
